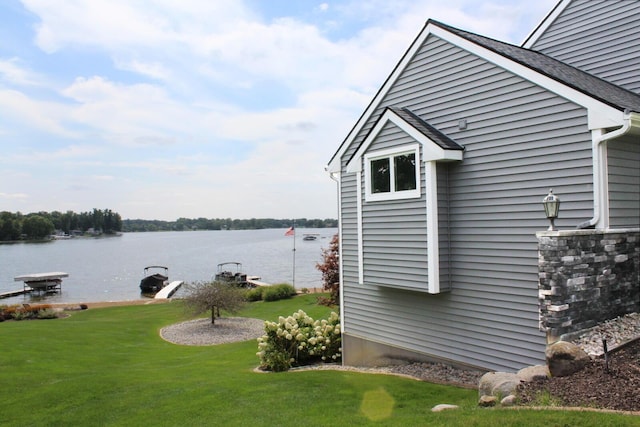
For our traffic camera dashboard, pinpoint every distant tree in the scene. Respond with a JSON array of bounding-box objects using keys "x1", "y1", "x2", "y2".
[
  {"x1": 0, "y1": 211, "x2": 22, "y2": 241},
  {"x1": 316, "y1": 234, "x2": 340, "y2": 307},
  {"x1": 22, "y1": 215, "x2": 54, "y2": 240},
  {"x1": 91, "y1": 208, "x2": 104, "y2": 232},
  {"x1": 102, "y1": 209, "x2": 122, "y2": 233},
  {"x1": 183, "y1": 281, "x2": 246, "y2": 324}
]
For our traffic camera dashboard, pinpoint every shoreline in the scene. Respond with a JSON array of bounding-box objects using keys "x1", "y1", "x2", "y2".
[
  {"x1": 43, "y1": 287, "x2": 326, "y2": 309},
  {"x1": 48, "y1": 299, "x2": 171, "y2": 309}
]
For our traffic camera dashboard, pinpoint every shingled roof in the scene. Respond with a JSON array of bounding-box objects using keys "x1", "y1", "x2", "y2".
[
  {"x1": 391, "y1": 107, "x2": 464, "y2": 151},
  {"x1": 431, "y1": 20, "x2": 640, "y2": 113}
]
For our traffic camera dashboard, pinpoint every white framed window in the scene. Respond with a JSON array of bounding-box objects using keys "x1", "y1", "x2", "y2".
[{"x1": 364, "y1": 144, "x2": 420, "y2": 201}]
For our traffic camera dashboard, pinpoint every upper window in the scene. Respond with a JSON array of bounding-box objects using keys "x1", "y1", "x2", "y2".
[{"x1": 364, "y1": 145, "x2": 420, "y2": 201}]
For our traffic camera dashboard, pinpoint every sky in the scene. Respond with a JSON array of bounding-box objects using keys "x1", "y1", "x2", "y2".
[{"x1": 0, "y1": 0, "x2": 558, "y2": 221}]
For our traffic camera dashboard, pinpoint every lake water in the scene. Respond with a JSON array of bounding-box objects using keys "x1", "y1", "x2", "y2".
[{"x1": 0, "y1": 228, "x2": 337, "y2": 305}]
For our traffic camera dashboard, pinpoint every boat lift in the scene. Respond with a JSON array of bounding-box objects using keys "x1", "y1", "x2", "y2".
[{"x1": 13, "y1": 272, "x2": 69, "y2": 295}]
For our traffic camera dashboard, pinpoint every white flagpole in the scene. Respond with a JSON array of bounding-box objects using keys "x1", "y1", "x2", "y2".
[{"x1": 292, "y1": 220, "x2": 296, "y2": 287}]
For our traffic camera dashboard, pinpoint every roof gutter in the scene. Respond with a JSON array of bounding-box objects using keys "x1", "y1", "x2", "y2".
[{"x1": 578, "y1": 111, "x2": 639, "y2": 229}]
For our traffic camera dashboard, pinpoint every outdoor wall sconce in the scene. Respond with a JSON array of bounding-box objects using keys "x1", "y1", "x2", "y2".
[{"x1": 542, "y1": 189, "x2": 560, "y2": 231}]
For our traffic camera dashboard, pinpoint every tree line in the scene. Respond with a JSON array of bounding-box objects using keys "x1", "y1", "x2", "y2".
[
  {"x1": 0, "y1": 209, "x2": 123, "y2": 241},
  {"x1": 0, "y1": 211, "x2": 337, "y2": 240},
  {"x1": 122, "y1": 217, "x2": 337, "y2": 232}
]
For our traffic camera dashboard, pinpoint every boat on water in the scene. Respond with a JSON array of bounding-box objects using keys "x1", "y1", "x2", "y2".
[
  {"x1": 139, "y1": 266, "x2": 169, "y2": 294},
  {"x1": 302, "y1": 234, "x2": 319, "y2": 241},
  {"x1": 214, "y1": 262, "x2": 253, "y2": 287},
  {"x1": 51, "y1": 233, "x2": 72, "y2": 240}
]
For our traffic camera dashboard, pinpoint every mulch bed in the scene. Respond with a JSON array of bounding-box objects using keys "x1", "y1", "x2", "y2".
[{"x1": 518, "y1": 338, "x2": 640, "y2": 412}]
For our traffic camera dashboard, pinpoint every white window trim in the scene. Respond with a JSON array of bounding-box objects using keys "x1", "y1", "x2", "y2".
[{"x1": 364, "y1": 144, "x2": 421, "y2": 202}]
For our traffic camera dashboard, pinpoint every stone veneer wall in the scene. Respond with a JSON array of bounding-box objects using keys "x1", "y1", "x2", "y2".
[{"x1": 537, "y1": 229, "x2": 640, "y2": 341}]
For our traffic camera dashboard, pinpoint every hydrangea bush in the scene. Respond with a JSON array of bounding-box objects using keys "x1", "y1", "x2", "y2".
[{"x1": 256, "y1": 310, "x2": 341, "y2": 372}]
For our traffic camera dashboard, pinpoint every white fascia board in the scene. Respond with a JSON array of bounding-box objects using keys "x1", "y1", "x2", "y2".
[
  {"x1": 428, "y1": 24, "x2": 624, "y2": 130},
  {"x1": 521, "y1": 0, "x2": 571, "y2": 48},
  {"x1": 327, "y1": 24, "x2": 431, "y2": 174},
  {"x1": 346, "y1": 108, "x2": 463, "y2": 173},
  {"x1": 346, "y1": 108, "x2": 401, "y2": 173}
]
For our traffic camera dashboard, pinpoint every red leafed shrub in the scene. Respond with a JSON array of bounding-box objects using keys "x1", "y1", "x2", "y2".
[{"x1": 316, "y1": 234, "x2": 339, "y2": 307}]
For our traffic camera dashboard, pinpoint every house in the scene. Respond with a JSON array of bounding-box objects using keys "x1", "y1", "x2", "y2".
[{"x1": 326, "y1": 0, "x2": 640, "y2": 372}]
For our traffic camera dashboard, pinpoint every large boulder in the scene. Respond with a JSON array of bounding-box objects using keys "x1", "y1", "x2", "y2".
[
  {"x1": 545, "y1": 341, "x2": 590, "y2": 377},
  {"x1": 478, "y1": 395, "x2": 497, "y2": 407},
  {"x1": 478, "y1": 371, "x2": 522, "y2": 398},
  {"x1": 517, "y1": 364, "x2": 550, "y2": 382},
  {"x1": 431, "y1": 404, "x2": 459, "y2": 412}
]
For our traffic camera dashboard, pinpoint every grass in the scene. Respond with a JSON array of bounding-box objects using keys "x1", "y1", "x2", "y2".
[{"x1": 1, "y1": 294, "x2": 637, "y2": 426}]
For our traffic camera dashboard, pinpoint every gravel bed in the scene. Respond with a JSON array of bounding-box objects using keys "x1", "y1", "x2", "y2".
[
  {"x1": 160, "y1": 317, "x2": 265, "y2": 346},
  {"x1": 568, "y1": 312, "x2": 640, "y2": 356},
  {"x1": 289, "y1": 361, "x2": 483, "y2": 388}
]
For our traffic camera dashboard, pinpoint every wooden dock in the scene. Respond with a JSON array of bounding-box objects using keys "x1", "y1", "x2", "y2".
[
  {"x1": 0, "y1": 288, "x2": 32, "y2": 299},
  {"x1": 246, "y1": 276, "x2": 270, "y2": 287},
  {"x1": 154, "y1": 280, "x2": 184, "y2": 299}
]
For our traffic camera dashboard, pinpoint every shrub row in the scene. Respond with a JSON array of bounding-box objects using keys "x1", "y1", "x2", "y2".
[
  {"x1": 245, "y1": 283, "x2": 297, "y2": 302},
  {"x1": 0, "y1": 304, "x2": 57, "y2": 321},
  {"x1": 256, "y1": 310, "x2": 341, "y2": 372}
]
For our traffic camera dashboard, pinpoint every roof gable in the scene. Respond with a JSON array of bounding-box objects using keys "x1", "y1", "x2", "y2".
[
  {"x1": 328, "y1": 18, "x2": 637, "y2": 173},
  {"x1": 346, "y1": 107, "x2": 463, "y2": 173},
  {"x1": 439, "y1": 22, "x2": 640, "y2": 115},
  {"x1": 521, "y1": 0, "x2": 570, "y2": 48}
]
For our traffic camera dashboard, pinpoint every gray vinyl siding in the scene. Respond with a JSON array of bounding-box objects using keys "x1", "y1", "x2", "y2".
[
  {"x1": 529, "y1": 0, "x2": 640, "y2": 94},
  {"x1": 608, "y1": 136, "x2": 640, "y2": 228},
  {"x1": 339, "y1": 34, "x2": 596, "y2": 371},
  {"x1": 437, "y1": 164, "x2": 451, "y2": 289},
  {"x1": 340, "y1": 173, "x2": 359, "y2": 286},
  {"x1": 361, "y1": 122, "x2": 429, "y2": 291}
]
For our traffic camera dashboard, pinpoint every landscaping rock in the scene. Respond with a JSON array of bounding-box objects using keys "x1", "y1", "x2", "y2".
[
  {"x1": 431, "y1": 404, "x2": 459, "y2": 412},
  {"x1": 545, "y1": 341, "x2": 590, "y2": 377},
  {"x1": 478, "y1": 395, "x2": 497, "y2": 407},
  {"x1": 500, "y1": 395, "x2": 517, "y2": 407},
  {"x1": 517, "y1": 364, "x2": 549, "y2": 382},
  {"x1": 478, "y1": 371, "x2": 522, "y2": 398}
]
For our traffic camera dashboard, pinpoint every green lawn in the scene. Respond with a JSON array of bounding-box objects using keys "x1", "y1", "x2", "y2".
[{"x1": 1, "y1": 295, "x2": 637, "y2": 426}]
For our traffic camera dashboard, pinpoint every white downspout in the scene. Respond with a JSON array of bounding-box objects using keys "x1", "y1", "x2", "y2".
[
  {"x1": 329, "y1": 170, "x2": 347, "y2": 367},
  {"x1": 328, "y1": 171, "x2": 344, "y2": 324},
  {"x1": 578, "y1": 112, "x2": 633, "y2": 229}
]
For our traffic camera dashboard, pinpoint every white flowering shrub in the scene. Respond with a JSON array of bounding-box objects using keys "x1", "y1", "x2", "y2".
[{"x1": 256, "y1": 310, "x2": 341, "y2": 372}]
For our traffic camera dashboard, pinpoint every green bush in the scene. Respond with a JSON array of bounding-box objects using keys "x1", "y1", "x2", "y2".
[
  {"x1": 262, "y1": 284, "x2": 296, "y2": 302},
  {"x1": 11, "y1": 310, "x2": 33, "y2": 320},
  {"x1": 36, "y1": 308, "x2": 59, "y2": 319},
  {"x1": 256, "y1": 310, "x2": 341, "y2": 371},
  {"x1": 245, "y1": 287, "x2": 265, "y2": 302}
]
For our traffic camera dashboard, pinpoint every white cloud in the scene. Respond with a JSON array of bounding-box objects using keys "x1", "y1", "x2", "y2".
[
  {"x1": 1, "y1": 0, "x2": 557, "y2": 219},
  {"x1": 0, "y1": 192, "x2": 29, "y2": 200},
  {"x1": 0, "y1": 88, "x2": 77, "y2": 137},
  {"x1": 0, "y1": 57, "x2": 42, "y2": 86}
]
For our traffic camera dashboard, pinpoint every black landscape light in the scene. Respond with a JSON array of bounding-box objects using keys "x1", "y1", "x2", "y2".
[{"x1": 542, "y1": 189, "x2": 560, "y2": 231}]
